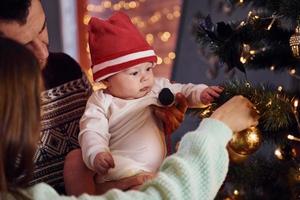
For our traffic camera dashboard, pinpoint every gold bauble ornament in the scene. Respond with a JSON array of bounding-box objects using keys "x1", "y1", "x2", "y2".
[
  {"x1": 227, "y1": 126, "x2": 262, "y2": 163},
  {"x1": 289, "y1": 25, "x2": 300, "y2": 58}
]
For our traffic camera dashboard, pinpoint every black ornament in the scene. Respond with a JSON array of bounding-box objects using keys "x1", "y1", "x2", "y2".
[{"x1": 158, "y1": 88, "x2": 174, "y2": 106}]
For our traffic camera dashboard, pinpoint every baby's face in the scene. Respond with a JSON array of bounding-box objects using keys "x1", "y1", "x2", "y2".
[{"x1": 105, "y1": 62, "x2": 155, "y2": 99}]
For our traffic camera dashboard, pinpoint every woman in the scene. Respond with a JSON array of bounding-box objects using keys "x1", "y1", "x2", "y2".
[
  {"x1": 0, "y1": 37, "x2": 258, "y2": 200},
  {"x1": 0, "y1": 37, "x2": 41, "y2": 199}
]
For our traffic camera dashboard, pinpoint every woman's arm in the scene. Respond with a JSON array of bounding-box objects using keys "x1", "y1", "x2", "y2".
[{"x1": 34, "y1": 95, "x2": 258, "y2": 200}]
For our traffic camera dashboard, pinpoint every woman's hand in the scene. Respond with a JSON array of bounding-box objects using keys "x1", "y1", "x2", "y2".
[{"x1": 211, "y1": 95, "x2": 259, "y2": 132}]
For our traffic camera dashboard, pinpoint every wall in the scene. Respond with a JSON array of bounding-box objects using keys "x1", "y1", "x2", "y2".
[{"x1": 41, "y1": 0, "x2": 62, "y2": 53}]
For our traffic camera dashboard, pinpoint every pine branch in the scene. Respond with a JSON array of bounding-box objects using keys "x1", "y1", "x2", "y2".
[
  {"x1": 227, "y1": 0, "x2": 300, "y2": 22},
  {"x1": 192, "y1": 14, "x2": 300, "y2": 73},
  {"x1": 189, "y1": 80, "x2": 297, "y2": 133}
]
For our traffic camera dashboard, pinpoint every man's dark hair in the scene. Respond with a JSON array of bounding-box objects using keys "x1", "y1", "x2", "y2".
[{"x1": 0, "y1": 0, "x2": 31, "y2": 24}]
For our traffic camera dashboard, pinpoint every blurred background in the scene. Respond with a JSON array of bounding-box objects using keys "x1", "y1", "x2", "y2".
[
  {"x1": 42, "y1": 0, "x2": 295, "y2": 149},
  {"x1": 43, "y1": 1, "x2": 300, "y2": 198}
]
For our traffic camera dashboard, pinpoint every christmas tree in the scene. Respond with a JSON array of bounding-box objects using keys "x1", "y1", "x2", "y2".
[{"x1": 192, "y1": 0, "x2": 300, "y2": 199}]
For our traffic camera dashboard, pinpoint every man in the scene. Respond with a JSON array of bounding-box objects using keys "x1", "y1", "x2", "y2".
[
  {"x1": 0, "y1": 0, "x2": 90, "y2": 193},
  {"x1": 0, "y1": 0, "x2": 187, "y2": 194}
]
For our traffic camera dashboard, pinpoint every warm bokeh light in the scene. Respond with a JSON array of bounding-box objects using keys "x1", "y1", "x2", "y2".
[
  {"x1": 80, "y1": 0, "x2": 182, "y2": 79},
  {"x1": 274, "y1": 148, "x2": 283, "y2": 160}
]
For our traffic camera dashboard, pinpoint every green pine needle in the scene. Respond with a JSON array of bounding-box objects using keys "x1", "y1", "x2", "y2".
[{"x1": 189, "y1": 80, "x2": 296, "y2": 132}]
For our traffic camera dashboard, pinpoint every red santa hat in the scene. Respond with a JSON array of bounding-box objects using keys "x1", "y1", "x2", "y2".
[{"x1": 88, "y1": 11, "x2": 157, "y2": 82}]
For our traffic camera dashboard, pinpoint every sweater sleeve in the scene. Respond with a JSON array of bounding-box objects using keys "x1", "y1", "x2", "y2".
[
  {"x1": 24, "y1": 118, "x2": 232, "y2": 200},
  {"x1": 79, "y1": 91, "x2": 111, "y2": 171}
]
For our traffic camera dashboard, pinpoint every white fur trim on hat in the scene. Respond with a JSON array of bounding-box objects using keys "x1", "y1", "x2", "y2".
[{"x1": 92, "y1": 50, "x2": 156, "y2": 74}]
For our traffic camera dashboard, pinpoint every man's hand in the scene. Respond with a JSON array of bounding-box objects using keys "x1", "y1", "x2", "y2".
[
  {"x1": 152, "y1": 93, "x2": 188, "y2": 133},
  {"x1": 96, "y1": 171, "x2": 155, "y2": 194}
]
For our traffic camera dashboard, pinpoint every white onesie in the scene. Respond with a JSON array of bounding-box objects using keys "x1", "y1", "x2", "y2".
[{"x1": 79, "y1": 77, "x2": 207, "y2": 182}]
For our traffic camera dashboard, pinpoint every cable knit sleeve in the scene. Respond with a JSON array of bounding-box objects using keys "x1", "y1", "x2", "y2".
[{"x1": 79, "y1": 91, "x2": 111, "y2": 171}]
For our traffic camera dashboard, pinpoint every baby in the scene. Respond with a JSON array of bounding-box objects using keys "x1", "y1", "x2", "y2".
[{"x1": 79, "y1": 11, "x2": 223, "y2": 183}]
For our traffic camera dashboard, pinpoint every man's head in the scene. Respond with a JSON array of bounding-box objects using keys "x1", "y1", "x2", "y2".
[{"x1": 0, "y1": 0, "x2": 49, "y2": 68}]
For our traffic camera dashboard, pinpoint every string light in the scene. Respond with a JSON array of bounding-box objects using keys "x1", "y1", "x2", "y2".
[
  {"x1": 287, "y1": 134, "x2": 300, "y2": 142},
  {"x1": 233, "y1": 189, "x2": 239, "y2": 196},
  {"x1": 168, "y1": 52, "x2": 176, "y2": 59},
  {"x1": 157, "y1": 56, "x2": 163, "y2": 64},
  {"x1": 173, "y1": 10, "x2": 181, "y2": 18},
  {"x1": 240, "y1": 43, "x2": 252, "y2": 64},
  {"x1": 277, "y1": 86, "x2": 283, "y2": 92},
  {"x1": 83, "y1": 15, "x2": 91, "y2": 25},
  {"x1": 248, "y1": 11, "x2": 253, "y2": 17},
  {"x1": 103, "y1": 1, "x2": 112, "y2": 8},
  {"x1": 240, "y1": 56, "x2": 247, "y2": 64},
  {"x1": 160, "y1": 31, "x2": 171, "y2": 42},
  {"x1": 113, "y1": 3, "x2": 122, "y2": 10},
  {"x1": 274, "y1": 148, "x2": 283, "y2": 159},
  {"x1": 267, "y1": 15, "x2": 276, "y2": 30},
  {"x1": 87, "y1": 0, "x2": 144, "y2": 12},
  {"x1": 270, "y1": 65, "x2": 275, "y2": 71},
  {"x1": 245, "y1": 82, "x2": 251, "y2": 87},
  {"x1": 289, "y1": 68, "x2": 296, "y2": 75},
  {"x1": 146, "y1": 33, "x2": 154, "y2": 44},
  {"x1": 163, "y1": 57, "x2": 172, "y2": 64},
  {"x1": 292, "y1": 98, "x2": 300, "y2": 130},
  {"x1": 199, "y1": 106, "x2": 212, "y2": 118},
  {"x1": 288, "y1": 68, "x2": 300, "y2": 80},
  {"x1": 294, "y1": 99, "x2": 299, "y2": 108},
  {"x1": 266, "y1": 99, "x2": 272, "y2": 107},
  {"x1": 128, "y1": 1, "x2": 138, "y2": 8}
]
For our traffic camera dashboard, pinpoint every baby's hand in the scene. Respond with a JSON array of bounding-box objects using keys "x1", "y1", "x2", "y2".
[
  {"x1": 200, "y1": 86, "x2": 223, "y2": 105},
  {"x1": 94, "y1": 152, "x2": 115, "y2": 175}
]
